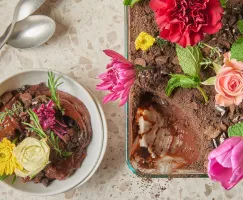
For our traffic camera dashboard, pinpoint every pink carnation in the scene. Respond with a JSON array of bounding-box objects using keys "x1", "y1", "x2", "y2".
[{"x1": 150, "y1": 0, "x2": 224, "y2": 47}]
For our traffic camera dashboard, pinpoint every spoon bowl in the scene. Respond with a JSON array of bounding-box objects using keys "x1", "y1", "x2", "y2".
[
  {"x1": 7, "y1": 15, "x2": 56, "y2": 49},
  {"x1": 0, "y1": 0, "x2": 46, "y2": 49}
]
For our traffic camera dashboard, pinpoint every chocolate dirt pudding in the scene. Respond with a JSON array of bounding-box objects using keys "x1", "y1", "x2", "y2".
[{"x1": 127, "y1": 0, "x2": 243, "y2": 175}]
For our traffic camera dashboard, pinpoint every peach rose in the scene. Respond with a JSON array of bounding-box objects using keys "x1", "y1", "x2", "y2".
[
  {"x1": 223, "y1": 52, "x2": 243, "y2": 70},
  {"x1": 216, "y1": 67, "x2": 243, "y2": 107}
]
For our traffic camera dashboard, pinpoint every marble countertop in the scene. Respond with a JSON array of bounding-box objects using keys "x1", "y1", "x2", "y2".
[{"x1": 0, "y1": 0, "x2": 242, "y2": 199}]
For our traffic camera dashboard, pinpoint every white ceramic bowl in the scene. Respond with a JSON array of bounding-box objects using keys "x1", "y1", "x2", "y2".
[{"x1": 1, "y1": 69, "x2": 107, "y2": 196}]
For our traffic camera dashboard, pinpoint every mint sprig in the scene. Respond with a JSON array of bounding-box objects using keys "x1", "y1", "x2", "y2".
[
  {"x1": 166, "y1": 45, "x2": 208, "y2": 103},
  {"x1": 123, "y1": 0, "x2": 140, "y2": 7},
  {"x1": 230, "y1": 20, "x2": 243, "y2": 61},
  {"x1": 166, "y1": 75, "x2": 200, "y2": 96},
  {"x1": 176, "y1": 45, "x2": 202, "y2": 77},
  {"x1": 228, "y1": 123, "x2": 243, "y2": 137},
  {"x1": 231, "y1": 37, "x2": 243, "y2": 61}
]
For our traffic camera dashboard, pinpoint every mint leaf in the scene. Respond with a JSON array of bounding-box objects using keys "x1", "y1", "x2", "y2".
[
  {"x1": 166, "y1": 74, "x2": 200, "y2": 97},
  {"x1": 238, "y1": 20, "x2": 243, "y2": 34},
  {"x1": 201, "y1": 76, "x2": 216, "y2": 86},
  {"x1": 123, "y1": 0, "x2": 140, "y2": 6},
  {"x1": 231, "y1": 37, "x2": 243, "y2": 61},
  {"x1": 228, "y1": 123, "x2": 243, "y2": 137},
  {"x1": 176, "y1": 45, "x2": 202, "y2": 77},
  {"x1": 220, "y1": 0, "x2": 227, "y2": 8}
]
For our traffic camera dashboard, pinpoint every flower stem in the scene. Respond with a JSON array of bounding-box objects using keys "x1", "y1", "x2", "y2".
[
  {"x1": 197, "y1": 86, "x2": 208, "y2": 103},
  {"x1": 201, "y1": 43, "x2": 221, "y2": 57}
]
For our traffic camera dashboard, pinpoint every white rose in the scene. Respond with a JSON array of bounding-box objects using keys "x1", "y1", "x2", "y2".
[{"x1": 13, "y1": 138, "x2": 50, "y2": 179}]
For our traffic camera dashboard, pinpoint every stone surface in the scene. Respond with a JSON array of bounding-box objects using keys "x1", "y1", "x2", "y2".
[{"x1": 0, "y1": 0, "x2": 242, "y2": 200}]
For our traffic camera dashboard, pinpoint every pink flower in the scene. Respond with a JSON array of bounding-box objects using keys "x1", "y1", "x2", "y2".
[
  {"x1": 96, "y1": 50, "x2": 136, "y2": 106},
  {"x1": 208, "y1": 137, "x2": 243, "y2": 190},
  {"x1": 224, "y1": 52, "x2": 243, "y2": 70},
  {"x1": 34, "y1": 100, "x2": 67, "y2": 140},
  {"x1": 150, "y1": 0, "x2": 223, "y2": 47},
  {"x1": 215, "y1": 53, "x2": 243, "y2": 107}
]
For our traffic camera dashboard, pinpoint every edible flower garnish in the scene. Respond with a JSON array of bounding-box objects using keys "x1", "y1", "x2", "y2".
[
  {"x1": 48, "y1": 71, "x2": 64, "y2": 114},
  {"x1": 215, "y1": 52, "x2": 243, "y2": 107},
  {"x1": 33, "y1": 100, "x2": 67, "y2": 140},
  {"x1": 23, "y1": 109, "x2": 71, "y2": 157},
  {"x1": 13, "y1": 138, "x2": 50, "y2": 179},
  {"x1": 0, "y1": 138, "x2": 23, "y2": 176},
  {"x1": 150, "y1": 0, "x2": 224, "y2": 47},
  {"x1": 208, "y1": 137, "x2": 243, "y2": 190},
  {"x1": 96, "y1": 50, "x2": 136, "y2": 106},
  {"x1": 135, "y1": 32, "x2": 155, "y2": 51}
]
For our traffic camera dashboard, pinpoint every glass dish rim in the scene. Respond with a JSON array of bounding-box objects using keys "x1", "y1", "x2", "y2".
[{"x1": 124, "y1": 6, "x2": 208, "y2": 178}]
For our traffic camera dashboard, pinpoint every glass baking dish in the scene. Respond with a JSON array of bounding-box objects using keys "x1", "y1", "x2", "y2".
[{"x1": 124, "y1": 6, "x2": 207, "y2": 178}]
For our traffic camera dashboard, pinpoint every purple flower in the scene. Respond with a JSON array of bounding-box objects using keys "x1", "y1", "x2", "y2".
[
  {"x1": 34, "y1": 100, "x2": 67, "y2": 141},
  {"x1": 208, "y1": 137, "x2": 243, "y2": 190},
  {"x1": 96, "y1": 50, "x2": 136, "y2": 106}
]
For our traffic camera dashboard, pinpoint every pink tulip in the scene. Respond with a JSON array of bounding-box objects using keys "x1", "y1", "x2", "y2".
[
  {"x1": 208, "y1": 137, "x2": 243, "y2": 190},
  {"x1": 96, "y1": 50, "x2": 136, "y2": 106}
]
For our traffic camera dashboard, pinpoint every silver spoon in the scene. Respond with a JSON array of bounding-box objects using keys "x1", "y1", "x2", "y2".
[
  {"x1": 7, "y1": 15, "x2": 56, "y2": 49},
  {"x1": 0, "y1": 0, "x2": 46, "y2": 50}
]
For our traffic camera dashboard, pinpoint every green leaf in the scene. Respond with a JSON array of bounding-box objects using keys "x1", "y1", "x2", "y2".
[
  {"x1": 213, "y1": 62, "x2": 222, "y2": 74},
  {"x1": 176, "y1": 45, "x2": 202, "y2": 77},
  {"x1": 231, "y1": 37, "x2": 243, "y2": 61},
  {"x1": 238, "y1": 20, "x2": 243, "y2": 34},
  {"x1": 219, "y1": 0, "x2": 227, "y2": 8},
  {"x1": 201, "y1": 76, "x2": 216, "y2": 86},
  {"x1": 123, "y1": 0, "x2": 140, "y2": 6},
  {"x1": 165, "y1": 74, "x2": 200, "y2": 97},
  {"x1": 228, "y1": 123, "x2": 243, "y2": 137}
]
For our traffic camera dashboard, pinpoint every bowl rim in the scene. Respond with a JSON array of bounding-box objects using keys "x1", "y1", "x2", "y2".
[{"x1": 0, "y1": 69, "x2": 108, "y2": 196}]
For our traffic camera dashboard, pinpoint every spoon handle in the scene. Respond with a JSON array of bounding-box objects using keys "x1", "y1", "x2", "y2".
[{"x1": 0, "y1": 22, "x2": 16, "y2": 50}]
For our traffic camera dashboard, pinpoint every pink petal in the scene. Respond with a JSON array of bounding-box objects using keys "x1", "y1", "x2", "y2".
[
  {"x1": 96, "y1": 83, "x2": 112, "y2": 90},
  {"x1": 103, "y1": 93, "x2": 116, "y2": 104},
  {"x1": 119, "y1": 96, "x2": 128, "y2": 106},
  {"x1": 215, "y1": 94, "x2": 234, "y2": 107},
  {"x1": 209, "y1": 137, "x2": 241, "y2": 160},
  {"x1": 103, "y1": 50, "x2": 125, "y2": 60},
  {"x1": 208, "y1": 158, "x2": 234, "y2": 190},
  {"x1": 231, "y1": 140, "x2": 243, "y2": 177}
]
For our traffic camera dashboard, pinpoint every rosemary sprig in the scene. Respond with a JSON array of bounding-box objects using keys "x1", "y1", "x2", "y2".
[
  {"x1": 23, "y1": 110, "x2": 47, "y2": 139},
  {"x1": 23, "y1": 109, "x2": 71, "y2": 157},
  {"x1": 48, "y1": 72, "x2": 64, "y2": 114},
  {"x1": 49, "y1": 132, "x2": 72, "y2": 157},
  {"x1": 0, "y1": 101, "x2": 23, "y2": 123}
]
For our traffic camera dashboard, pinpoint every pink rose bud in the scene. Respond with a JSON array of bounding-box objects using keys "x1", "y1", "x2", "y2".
[{"x1": 208, "y1": 137, "x2": 243, "y2": 190}]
